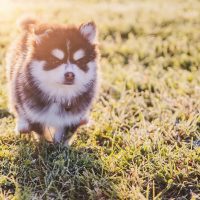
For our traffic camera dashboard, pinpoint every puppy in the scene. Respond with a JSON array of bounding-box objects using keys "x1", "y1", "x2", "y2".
[{"x1": 6, "y1": 17, "x2": 99, "y2": 144}]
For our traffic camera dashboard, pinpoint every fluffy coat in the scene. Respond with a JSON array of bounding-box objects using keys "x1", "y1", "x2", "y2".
[{"x1": 6, "y1": 17, "x2": 99, "y2": 144}]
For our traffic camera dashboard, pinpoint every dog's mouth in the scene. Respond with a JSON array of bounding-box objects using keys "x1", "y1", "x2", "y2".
[{"x1": 62, "y1": 80, "x2": 74, "y2": 85}]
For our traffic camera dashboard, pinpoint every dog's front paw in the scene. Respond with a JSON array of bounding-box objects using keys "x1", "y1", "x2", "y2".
[
  {"x1": 15, "y1": 118, "x2": 30, "y2": 135},
  {"x1": 54, "y1": 128, "x2": 64, "y2": 143},
  {"x1": 64, "y1": 133, "x2": 76, "y2": 147}
]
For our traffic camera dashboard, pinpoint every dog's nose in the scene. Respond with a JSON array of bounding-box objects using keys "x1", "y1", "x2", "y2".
[{"x1": 64, "y1": 72, "x2": 75, "y2": 82}]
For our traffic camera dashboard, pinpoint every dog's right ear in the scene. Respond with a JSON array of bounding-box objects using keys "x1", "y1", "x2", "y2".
[
  {"x1": 17, "y1": 15, "x2": 38, "y2": 32},
  {"x1": 17, "y1": 16, "x2": 47, "y2": 46}
]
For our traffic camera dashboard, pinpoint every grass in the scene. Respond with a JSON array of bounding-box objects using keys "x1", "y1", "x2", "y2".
[{"x1": 0, "y1": 0, "x2": 200, "y2": 199}]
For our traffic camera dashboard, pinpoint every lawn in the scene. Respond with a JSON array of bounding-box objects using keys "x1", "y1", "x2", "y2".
[{"x1": 0, "y1": 0, "x2": 200, "y2": 199}]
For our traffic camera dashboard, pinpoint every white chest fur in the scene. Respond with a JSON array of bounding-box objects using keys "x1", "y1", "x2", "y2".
[{"x1": 23, "y1": 102, "x2": 86, "y2": 128}]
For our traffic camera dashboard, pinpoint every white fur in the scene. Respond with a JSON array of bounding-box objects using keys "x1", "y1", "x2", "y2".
[
  {"x1": 73, "y1": 49, "x2": 85, "y2": 61},
  {"x1": 80, "y1": 23, "x2": 96, "y2": 44},
  {"x1": 30, "y1": 60, "x2": 97, "y2": 102},
  {"x1": 23, "y1": 101, "x2": 88, "y2": 128},
  {"x1": 54, "y1": 127, "x2": 65, "y2": 142},
  {"x1": 15, "y1": 117, "x2": 29, "y2": 135},
  {"x1": 26, "y1": 59, "x2": 97, "y2": 128},
  {"x1": 51, "y1": 49, "x2": 65, "y2": 60}
]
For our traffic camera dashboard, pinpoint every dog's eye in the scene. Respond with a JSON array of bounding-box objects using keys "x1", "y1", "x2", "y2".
[
  {"x1": 54, "y1": 59, "x2": 61, "y2": 64},
  {"x1": 49, "y1": 57, "x2": 62, "y2": 65},
  {"x1": 74, "y1": 58, "x2": 83, "y2": 65},
  {"x1": 75, "y1": 59, "x2": 82, "y2": 64}
]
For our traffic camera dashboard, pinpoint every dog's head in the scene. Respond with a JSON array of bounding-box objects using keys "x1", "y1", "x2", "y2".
[{"x1": 25, "y1": 20, "x2": 99, "y2": 100}]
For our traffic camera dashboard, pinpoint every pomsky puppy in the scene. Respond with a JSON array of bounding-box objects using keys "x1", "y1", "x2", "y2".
[{"x1": 6, "y1": 16, "x2": 99, "y2": 145}]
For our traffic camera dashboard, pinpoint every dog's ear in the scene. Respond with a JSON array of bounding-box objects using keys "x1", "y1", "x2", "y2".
[
  {"x1": 17, "y1": 15, "x2": 38, "y2": 32},
  {"x1": 32, "y1": 28, "x2": 52, "y2": 45},
  {"x1": 79, "y1": 22, "x2": 97, "y2": 44}
]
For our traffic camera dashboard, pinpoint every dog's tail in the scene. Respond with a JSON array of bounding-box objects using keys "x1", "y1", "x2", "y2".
[{"x1": 17, "y1": 15, "x2": 38, "y2": 31}]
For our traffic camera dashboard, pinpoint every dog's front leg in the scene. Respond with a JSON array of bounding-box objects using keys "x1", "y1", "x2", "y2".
[
  {"x1": 54, "y1": 127, "x2": 76, "y2": 146},
  {"x1": 15, "y1": 116, "x2": 30, "y2": 135},
  {"x1": 54, "y1": 127, "x2": 65, "y2": 143}
]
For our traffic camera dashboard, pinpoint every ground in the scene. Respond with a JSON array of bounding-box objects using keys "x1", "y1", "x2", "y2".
[{"x1": 0, "y1": 0, "x2": 200, "y2": 199}]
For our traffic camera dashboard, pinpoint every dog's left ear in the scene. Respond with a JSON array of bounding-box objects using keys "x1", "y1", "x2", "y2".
[{"x1": 79, "y1": 22, "x2": 97, "y2": 44}]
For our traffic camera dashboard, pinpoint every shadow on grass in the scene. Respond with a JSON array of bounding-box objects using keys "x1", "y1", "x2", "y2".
[
  {"x1": 0, "y1": 109, "x2": 12, "y2": 119},
  {"x1": 0, "y1": 138, "x2": 118, "y2": 199}
]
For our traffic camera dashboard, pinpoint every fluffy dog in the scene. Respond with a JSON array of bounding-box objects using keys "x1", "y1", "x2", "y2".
[{"x1": 6, "y1": 17, "x2": 99, "y2": 144}]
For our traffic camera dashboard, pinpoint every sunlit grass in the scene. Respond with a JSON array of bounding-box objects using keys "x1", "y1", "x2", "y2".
[{"x1": 0, "y1": 0, "x2": 200, "y2": 199}]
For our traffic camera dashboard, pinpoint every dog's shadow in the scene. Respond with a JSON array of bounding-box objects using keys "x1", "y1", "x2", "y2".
[
  {"x1": 0, "y1": 108, "x2": 13, "y2": 119},
  {"x1": 1, "y1": 138, "x2": 118, "y2": 199}
]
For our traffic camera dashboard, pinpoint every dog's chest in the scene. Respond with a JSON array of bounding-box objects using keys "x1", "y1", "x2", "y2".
[{"x1": 25, "y1": 102, "x2": 85, "y2": 127}]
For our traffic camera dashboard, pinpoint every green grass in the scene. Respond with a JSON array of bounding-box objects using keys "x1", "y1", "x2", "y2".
[{"x1": 0, "y1": 0, "x2": 200, "y2": 199}]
